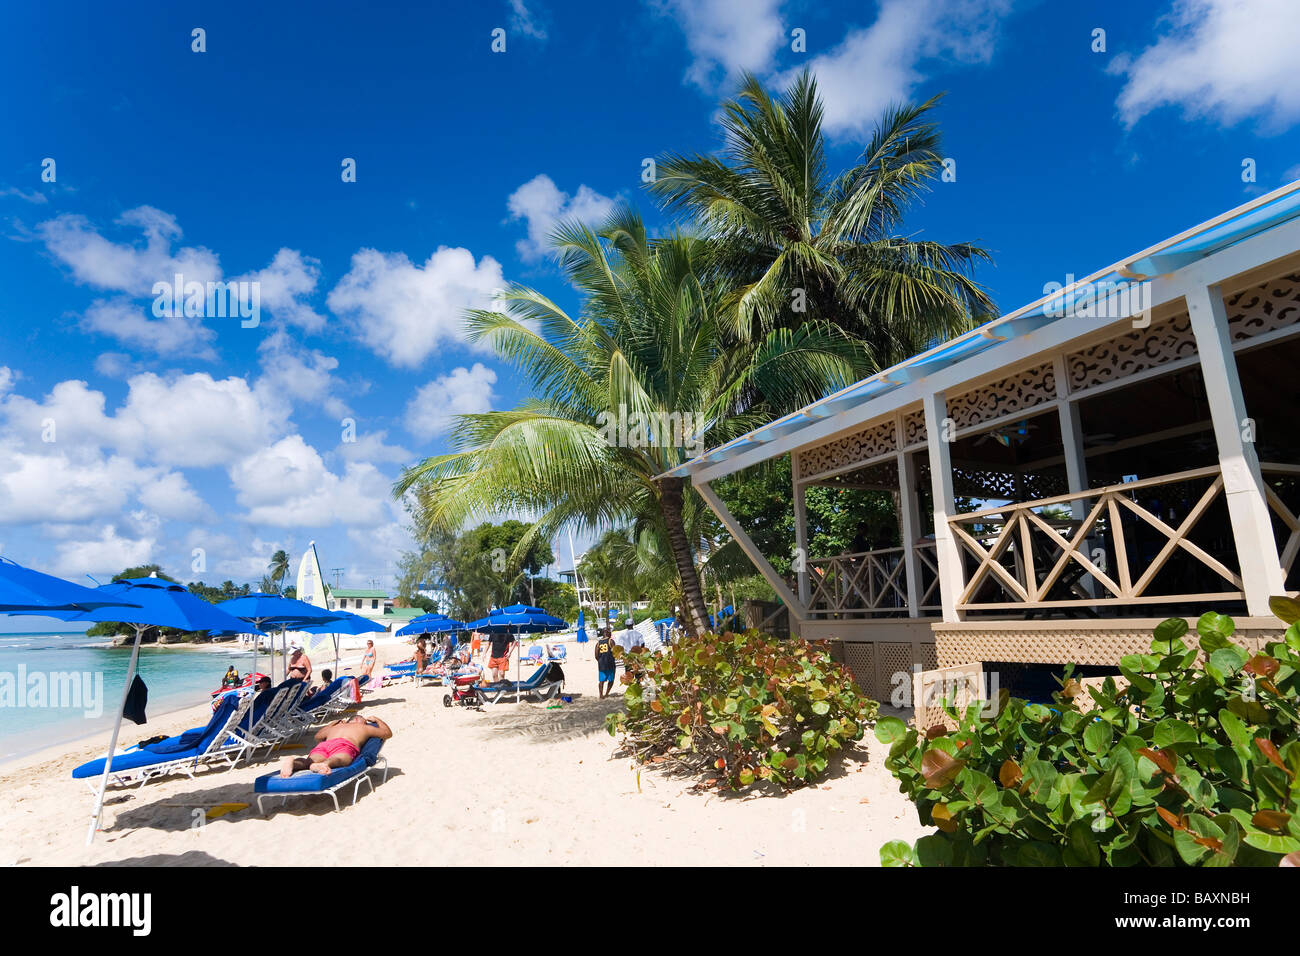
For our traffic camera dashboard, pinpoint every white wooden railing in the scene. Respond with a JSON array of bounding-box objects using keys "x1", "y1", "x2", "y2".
[
  {"x1": 805, "y1": 541, "x2": 939, "y2": 617},
  {"x1": 946, "y1": 466, "x2": 1248, "y2": 611}
]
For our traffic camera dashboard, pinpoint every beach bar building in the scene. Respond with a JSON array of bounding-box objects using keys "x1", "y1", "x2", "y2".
[{"x1": 662, "y1": 184, "x2": 1300, "y2": 719}]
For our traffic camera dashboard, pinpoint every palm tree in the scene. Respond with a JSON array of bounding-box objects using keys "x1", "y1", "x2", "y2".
[
  {"x1": 268, "y1": 550, "x2": 290, "y2": 593},
  {"x1": 649, "y1": 69, "x2": 995, "y2": 368},
  {"x1": 395, "y1": 207, "x2": 863, "y2": 635}
]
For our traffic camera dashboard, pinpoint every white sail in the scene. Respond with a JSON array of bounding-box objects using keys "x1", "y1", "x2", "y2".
[
  {"x1": 296, "y1": 541, "x2": 329, "y2": 609},
  {"x1": 296, "y1": 542, "x2": 334, "y2": 655}
]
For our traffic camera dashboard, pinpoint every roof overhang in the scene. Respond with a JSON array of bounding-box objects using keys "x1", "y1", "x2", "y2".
[{"x1": 660, "y1": 179, "x2": 1300, "y2": 484}]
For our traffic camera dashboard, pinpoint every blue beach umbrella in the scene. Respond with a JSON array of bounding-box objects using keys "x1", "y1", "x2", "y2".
[
  {"x1": 217, "y1": 593, "x2": 346, "y2": 684},
  {"x1": 45, "y1": 576, "x2": 266, "y2": 844},
  {"x1": 395, "y1": 613, "x2": 466, "y2": 637},
  {"x1": 0, "y1": 556, "x2": 143, "y2": 613},
  {"x1": 575, "y1": 608, "x2": 587, "y2": 644},
  {"x1": 465, "y1": 605, "x2": 567, "y2": 697}
]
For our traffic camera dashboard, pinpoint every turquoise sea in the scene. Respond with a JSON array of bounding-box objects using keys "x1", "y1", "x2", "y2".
[{"x1": 0, "y1": 632, "x2": 257, "y2": 762}]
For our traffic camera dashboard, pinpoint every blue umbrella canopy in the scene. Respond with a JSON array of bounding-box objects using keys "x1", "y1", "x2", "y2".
[
  {"x1": 396, "y1": 613, "x2": 466, "y2": 636},
  {"x1": 216, "y1": 592, "x2": 345, "y2": 628},
  {"x1": 466, "y1": 606, "x2": 566, "y2": 633},
  {"x1": 575, "y1": 608, "x2": 588, "y2": 644},
  {"x1": 59, "y1": 578, "x2": 265, "y2": 634},
  {"x1": 0, "y1": 556, "x2": 144, "y2": 613},
  {"x1": 298, "y1": 610, "x2": 386, "y2": 635}
]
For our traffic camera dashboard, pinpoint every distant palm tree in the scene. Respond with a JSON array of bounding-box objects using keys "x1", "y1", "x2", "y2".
[
  {"x1": 649, "y1": 69, "x2": 996, "y2": 368},
  {"x1": 396, "y1": 207, "x2": 863, "y2": 635},
  {"x1": 268, "y1": 550, "x2": 290, "y2": 593}
]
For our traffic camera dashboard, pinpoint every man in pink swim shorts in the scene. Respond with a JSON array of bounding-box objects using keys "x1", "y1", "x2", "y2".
[{"x1": 278, "y1": 713, "x2": 392, "y2": 777}]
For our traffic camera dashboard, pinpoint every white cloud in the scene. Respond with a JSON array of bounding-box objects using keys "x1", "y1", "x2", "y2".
[
  {"x1": 0, "y1": 186, "x2": 48, "y2": 205},
  {"x1": 1111, "y1": 0, "x2": 1300, "y2": 129},
  {"x1": 655, "y1": 0, "x2": 786, "y2": 88},
  {"x1": 509, "y1": 0, "x2": 548, "y2": 40},
  {"x1": 0, "y1": 372, "x2": 290, "y2": 469},
  {"x1": 50, "y1": 524, "x2": 160, "y2": 580},
  {"x1": 506, "y1": 174, "x2": 618, "y2": 260},
  {"x1": 334, "y1": 429, "x2": 413, "y2": 465},
  {"x1": 0, "y1": 367, "x2": 14, "y2": 396},
  {"x1": 255, "y1": 329, "x2": 349, "y2": 420},
  {"x1": 0, "y1": 448, "x2": 208, "y2": 526},
  {"x1": 82, "y1": 297, "x2": 218, "y2": 359},
  {"x1": 776, "y1": 0, "x2": 1012, "y2": 137},
  {"x1": 119, "y1": 372, "x2": 289, "y2": 468},
  {"x1": 327, "y1": 247, "x2": 506, "y2": 367},
  {"x1": 37, "y1": 205, "x2": 221, "y2": 296},
  {"x1": 404, "y1": 363, "x2": 498, "y2": 440},
  {"x1": 229, "y1": 435, "x2": 391, "y2": 528},
  {"x1": 239, "y1": 248, "x2": 326, "y2": 332}
]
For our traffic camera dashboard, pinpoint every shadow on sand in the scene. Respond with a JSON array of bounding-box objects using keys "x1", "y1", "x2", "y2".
[
  {"x1": 103, "y1": 764, "x2": 404, "y2": 833},
  {"x1": 475, "y1": 692, "x2": 623, "y2": 744}
]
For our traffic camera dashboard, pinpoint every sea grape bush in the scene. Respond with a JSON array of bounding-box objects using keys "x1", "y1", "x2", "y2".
[
  {"x1": 606, "y1": 631, "x2": 878, "y2": 789},
  {"x1": 878, "y1": 603, "x2": 1300, "y2": 867}
]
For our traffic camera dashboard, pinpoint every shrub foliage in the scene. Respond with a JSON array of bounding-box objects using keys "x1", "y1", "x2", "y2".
[
  {"x1": 606, "y1": 631, "x2": 879, "y2": 789},
  {"x1": 878, "y1": 604, "x2": 1300, "y2": 867}
]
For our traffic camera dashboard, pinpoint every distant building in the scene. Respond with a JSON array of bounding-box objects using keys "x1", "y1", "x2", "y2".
[{"x1": 329, "y1": 588, "x2": 391, "y2": 618}]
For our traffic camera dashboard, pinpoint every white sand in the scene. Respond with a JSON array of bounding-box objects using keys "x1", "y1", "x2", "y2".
[{"x1": 0, "y1": 642, "x2": 930, "y2": 866}]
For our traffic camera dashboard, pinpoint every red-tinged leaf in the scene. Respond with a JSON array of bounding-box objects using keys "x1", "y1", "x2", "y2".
[
  {"x1": 1139, "y1": 747, "x2": 1178, "y2": 775},
  {"x1": 1193, "y1": 835, "x2": 1224, "y2": 851},
  {"x1": 921, "y1": 749, "x2": 966, "y2": 789},
  {"x1": 931, "y1": 803, "x2": 959, "y2": 833},
  {"x1": 1255, "y1": 737, "x2": 1292, "y2": 776},
  {"x1": 1244, "y1": 655, "x2": 1280, "y2": 679},
  {"x1": 925, "y1": 724, "x2": 948, "y2": 739},
  {"x1": 1252, "y1": 810, "x2": 1291, "y2": 832},
  {"x1": 998, "y1": 760, "x2": 1023, "y2": 788},
  {"x1": 1156, "y1": 806, "x2": 1188, "y2": 831}
]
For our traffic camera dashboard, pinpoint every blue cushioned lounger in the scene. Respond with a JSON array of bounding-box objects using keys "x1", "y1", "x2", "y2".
[
  {"x1": 474, "y1": 662, "x2": 564, "y2": 706},
  {"x1": 71, "y1": 695, "x2": 252, "y2": 788},
  {"x1": 252, "y1": 737, "x2": 388, "y2": 813}
]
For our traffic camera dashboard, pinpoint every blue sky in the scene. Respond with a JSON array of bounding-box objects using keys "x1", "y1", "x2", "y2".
[{"x1": 1, "y1": 0, "x2": 1297, "y2": 601}]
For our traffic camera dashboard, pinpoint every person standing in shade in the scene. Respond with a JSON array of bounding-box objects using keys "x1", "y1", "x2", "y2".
[
  {"x1": 487, "y1": 631, "x2": 515, "y2": 683},
  {"x1": 595, "y1": 627, "x2": 617, "y2": 699}
]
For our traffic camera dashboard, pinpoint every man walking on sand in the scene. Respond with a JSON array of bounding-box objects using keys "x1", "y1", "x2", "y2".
[
  {"x1": 279, "y1": 713, "x2": 392, "y2": 777},
  {"x1": 595, "y1": 627, "x2": 617, "y2": 699}
]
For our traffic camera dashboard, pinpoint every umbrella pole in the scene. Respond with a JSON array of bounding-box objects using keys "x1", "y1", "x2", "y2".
[
  {"x1": 334, "y1": 634, "x2": 339, "y2": 675},
  {"x1": 86, "y1": 623, "x2": 144, "y2": 845}
]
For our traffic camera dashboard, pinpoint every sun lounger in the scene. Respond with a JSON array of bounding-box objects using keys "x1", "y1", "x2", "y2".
[
  {"x1": 71, "y1": 694, "x2": 253, "y2": 790},
  {"x1": 252, "y1": 737, "x2": 388, "y2": 814},
  {"x1": 474, "y1": 662, "x2": 565, "y2": 706},
  {"x1": 546, "y1": 644, "x2": 567, "y2": 661}
]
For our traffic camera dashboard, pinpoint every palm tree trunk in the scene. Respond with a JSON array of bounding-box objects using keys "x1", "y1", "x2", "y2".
[{"x1": 658, "y1": 476, "x2": 711, "y2": 635}]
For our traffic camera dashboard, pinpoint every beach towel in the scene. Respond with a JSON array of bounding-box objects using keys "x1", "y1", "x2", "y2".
[{"x1": 349, "y1": 676, "x2": 362, "y2": 703}]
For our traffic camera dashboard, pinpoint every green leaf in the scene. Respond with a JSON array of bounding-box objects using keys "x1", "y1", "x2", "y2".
[
  {"x1": 1218, "y1": 709, "x2": 1249, "y2": 749},
  {"x1": 1083, "y1": 720, "x2": 1112, "y2": 755},
  {"x1": 1153, "y1": 718, "x2": 1197, "y2": 748},
  {"x1": 879, "y1": 840, "x2": 915, "y2": 867},
  {"x1": 874, "y1": 715, "x2": 907, "y2": 744},
  {"x1": 1197, "y1": 611, "x2": 1236, "y2": 640}
]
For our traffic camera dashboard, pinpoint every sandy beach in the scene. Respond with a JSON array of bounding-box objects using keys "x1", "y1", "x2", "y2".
[{"x1": 0, "y1": 641, "x2": 929, "y2": 867}]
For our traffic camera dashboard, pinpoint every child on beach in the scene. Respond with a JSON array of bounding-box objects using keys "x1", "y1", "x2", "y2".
[{"x1": 595, "y1": 628, "x2": 617, "y2": 699}]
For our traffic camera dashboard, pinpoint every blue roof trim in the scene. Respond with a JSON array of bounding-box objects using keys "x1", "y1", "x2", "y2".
[{"x1": 663, "y1": 185, "x2": 1300, "y2": 480}]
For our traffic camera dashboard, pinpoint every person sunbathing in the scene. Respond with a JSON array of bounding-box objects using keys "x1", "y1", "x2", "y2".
[{"x1": 278, "y1": 714, "x2": 392, "y2": 777}]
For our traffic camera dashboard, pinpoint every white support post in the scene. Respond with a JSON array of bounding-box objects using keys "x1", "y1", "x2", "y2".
[
  {"x1": 923, "y1": 391, "x2": 965, "y2": 622},
  {"x1": 897, "y1": 439, "x2": 922, "y2": 617},
  {"x1": 1054, "y1": 355, "x2": 1096, "y2": 596},
  {"x1": 792, "y1": 453, "x2": 811, "y2": 606},
  {"x1": 1185, "y1": 282, "x2": 1287, "y2": 615},
  {"x1": 696, "y1": 480, "x2": 807, "y2": 620}
]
